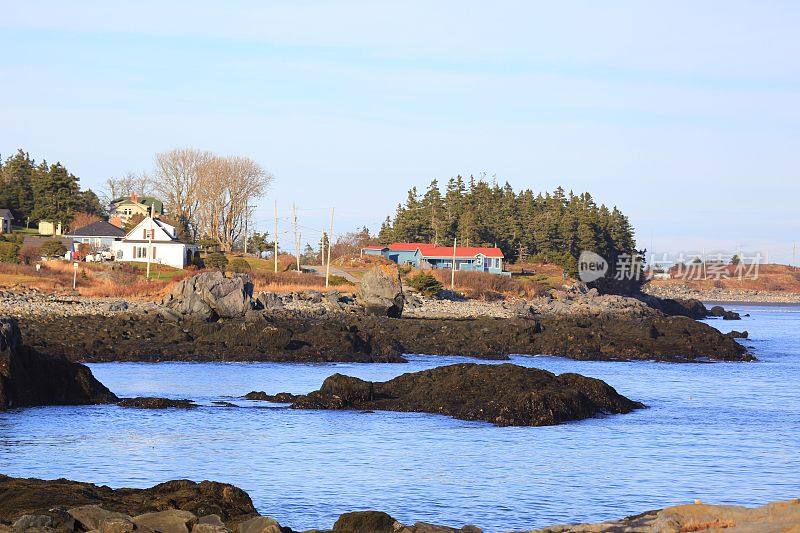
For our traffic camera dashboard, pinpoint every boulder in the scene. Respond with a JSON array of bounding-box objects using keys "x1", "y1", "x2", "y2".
[
  {"x1": 709, "y1": 305, "x2": 741, "y2": 320},
  {"x1": 68, "y1": 505, "x2": 131, "y2": 530},
  {"x1": 254, "y1": 292, "x2": 284, "y2": 310},
  {"x1": 0, "y1": 317, "x2": 118, "y2": 410},
  {"x1": 132, "y1": 510, "x2": 197, "y2": 533},
  {"x1": 0, "y1": 476, "x2": 257, "y2": 524},
  {"x1": 286, "y1": 363, "x2": 645, "y2": 426},
  {"x1": 236, "y1": 516, "x2": 282, "y2": 533},
  {"x1": 356, "y1": 266, "x2": 405, "y2": 318},
  {"x1": 162, "y1": 272, "x2": 254, "y2": 320},
  {"x1": 332, "y1": 511, "x2": 398, "y2": 532},
  {"x1": 99, "y1": 516, "x2": 136, "y2": 533}
]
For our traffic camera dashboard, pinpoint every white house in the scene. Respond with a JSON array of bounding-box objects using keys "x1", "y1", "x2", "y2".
[{"x1": 111, "y1": 217, "x2": 199, "y2": 269}]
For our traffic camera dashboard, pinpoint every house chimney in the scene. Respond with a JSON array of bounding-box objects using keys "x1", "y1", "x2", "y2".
[
  {"x1": 109, "y1": 215, "x2": 123, "y2": 228},
  {"x1": 130, "y1": 191, "x2": 138, "y2": 203}
]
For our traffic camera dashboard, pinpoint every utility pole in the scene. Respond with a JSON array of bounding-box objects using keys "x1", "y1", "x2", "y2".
[
  {"x1": 451, "y1": 237, "x2": 457, "y2": 289},
  {"x1": 325, "y1": 207, "x2": 334, "y2": 288},
  {"x1": 794, "y1": 242, "x2": 797, "y2": 271},
  {"x1": 274, "y1": 200, "x2": 279, "y2": 273},
  {"x1": 146, "y1": 204, "x2": 154, "y2": 281},
  {"x1": 292, "y1": 203, "x2": 301, "y2": 273}
]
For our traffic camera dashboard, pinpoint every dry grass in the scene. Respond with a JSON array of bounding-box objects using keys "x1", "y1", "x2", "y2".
[
  {"x1": 249, "y1": 270, "x2": 355, "y2": 294},
  {"x1": 333, "y1": 253, "x2": 394, "y2": 269},
  {"x1": 0, "y1": 260, "x2": 191, "y2": 300},
  {"x1": 650, "y1": 263, "x2": 800, "y2": 293},
  {"x1": 422, "y1": 269, "x2": 548, "y2": 299}
]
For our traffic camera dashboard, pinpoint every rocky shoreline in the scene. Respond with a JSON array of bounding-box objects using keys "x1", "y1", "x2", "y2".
[
  {"x1": 245, "y1": 363, "x2": 645, "y2": 426},
  {"x1": 644, "y1": 283, "x2": 800, "y2": 304},
  {"x1": 3, "y1": 275, "x2": 752, "y2": 364},
  {"x1": 1, "y1": 474, "x2": 796, "y2": 532}
]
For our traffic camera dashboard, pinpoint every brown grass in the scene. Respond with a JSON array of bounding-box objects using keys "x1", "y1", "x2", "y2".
[
  {"x1": 650, "y1": 263, "x2": 800, "y2": 294},
  {"x1": 0, "y1": 261, "x2": 191, "y2": 300},
  {"x1": 333, "y1": 253, "x2": 394, "y2": 269},
  {"x1": 249, "y1": 270, "x2": 355, "y2": 294},
  {"x1": 422, "y1": 269, "x2": 548, "y2": 299}
]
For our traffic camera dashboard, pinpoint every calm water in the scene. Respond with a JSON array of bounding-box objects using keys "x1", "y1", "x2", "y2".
[{"x1": 2, "y1": 304, "x2": 799, "y2": 532}]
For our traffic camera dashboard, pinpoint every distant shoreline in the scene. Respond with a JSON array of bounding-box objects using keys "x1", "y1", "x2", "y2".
[{"x1": 644, "y1": 284, "x2": 800, "y2": 305}]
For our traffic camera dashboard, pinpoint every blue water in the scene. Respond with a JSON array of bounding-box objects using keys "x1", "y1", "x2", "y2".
[{"x1": 1, "y1": 304, "x2": 799, "y2": 532}]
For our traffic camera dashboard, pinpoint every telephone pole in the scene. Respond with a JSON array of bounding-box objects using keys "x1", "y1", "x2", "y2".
[
  {"x1": 145, "y1": 204, "x2": 154, "y2": 281},
  {"x1": 451, "y1": 237, "x2": 457, "y2": 289},
  {"x1": 325, "y1": 207, "x2": 334, "y2": 288},
  {"x1": 292, "y1": 203, "x2": 301, "y2": 273},
  {"x1": 274, "y1": 200, "x2": 279, "y2": 273}
]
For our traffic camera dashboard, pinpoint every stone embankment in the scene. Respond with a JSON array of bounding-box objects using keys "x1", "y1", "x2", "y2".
[{"x1": 246, "y1": 363, "x2": 645, "y2": 427}]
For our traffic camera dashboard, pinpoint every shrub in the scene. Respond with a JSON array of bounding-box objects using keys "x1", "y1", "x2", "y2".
[
  {"x1": 0, "y1": 242, "x2": 20, "y2": 263},
  {"x1": 40, "y1": 239, "x2": 68, "y2": 258},
  {"x1": 205, "y1": 252, "x2": 229, "y2": 270},
  {"x1": 20, "y1": 245, "x2": 41, "y2": 265},
  {"x1": 328, "y1": 274, "x2": 350, "y2": 286},
  {"x1": 406, "y1": 271, "x2": 443, "y2": 296},
  {"x1": 230, "y1": 257, "x2": 252, "y2": 272}
]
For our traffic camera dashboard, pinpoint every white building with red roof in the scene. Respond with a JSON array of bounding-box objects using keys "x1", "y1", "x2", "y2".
[{"x1": 362, "y1": 242, "x2": 505, "y2": 274}]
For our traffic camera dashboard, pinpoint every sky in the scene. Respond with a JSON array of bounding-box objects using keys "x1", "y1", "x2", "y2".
[{"x1": 1, "y1": 1, "x2": 799, "y2": 263}]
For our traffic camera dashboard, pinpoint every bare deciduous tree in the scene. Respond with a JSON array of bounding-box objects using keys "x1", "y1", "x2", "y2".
[
  {"x1": 152, "y1": 148, "x2": 213, "y2": 241},
  {"x1": 196, "y1": 155, "x2": 272, "y2": 251},
  {"x1": 102, "y1": 171, "x2": 152, "y2": 204}
]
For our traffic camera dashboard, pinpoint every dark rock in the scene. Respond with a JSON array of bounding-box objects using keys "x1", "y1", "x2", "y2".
[
  {"x1": 162, "y1": 272, "x2": 254, "y2": 320},
  {"x1": 356, "y1": 266, "x2": 404, "y2": 318},
  {"x1": 333, "y1": 510, "x2": 398, "y2": 532},
  {"x1": 709, "y1": 305, "x2": 741, "y2": 320},
  {"x1": 243, "y1": 391, "x2": 299, "y2": 403},
  {"x1": 16, "y1": 308, "x2": 752, "y2": 364},
  {"x1": 107, "y1": 301, "x2": 129, "y2": 312},
  {"x1": 727, "y1": 330, "x2": 749, "y2": 339},
  {"x1": 117, "y1": 397, "x2": 196, "y2": 409},
  {"x1": 286, "y1": 363, "x2": 645, "y2": 426},
  {"x1": 255, "y1": 292, "x2": 284, "y2": 310},
  {"x1": 0, "y1": 476, "x2": 257, "y2": 524},
  {"x1": 639, "y1": 296, "x2": 709, "y2": 319},
  {"x1": 0, "y1": 317, "x2": 118, "y2": 410}
]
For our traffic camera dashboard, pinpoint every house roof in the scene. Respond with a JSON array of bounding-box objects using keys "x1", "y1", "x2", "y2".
[
  {"x1": 0, "y1": 209, "x2": 14, "y2": 220},
  {"x1": 111, "y1": 196, "x2": 164, "y2": 213},
  {"x1": 387, "y1": 242, "x2": 504, "y2": 258},
  {"x1": 66, "y1": 220, "x2": 126, "y2": 238}
]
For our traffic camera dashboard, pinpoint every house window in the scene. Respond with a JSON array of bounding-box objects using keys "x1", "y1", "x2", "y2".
[{"x1": 494, "y1": 258, "x2": 500, "y2": 268}]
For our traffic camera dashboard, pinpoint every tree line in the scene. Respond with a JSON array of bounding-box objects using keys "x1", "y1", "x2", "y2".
[
  {"x1": 378, "y1": 175, "x2": 639, "y2": 273},
  {"x1": 0, "y1": 149, "x2": 104, "y2": 227}
]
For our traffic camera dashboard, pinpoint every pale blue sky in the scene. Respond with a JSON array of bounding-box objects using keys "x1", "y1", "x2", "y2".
[{"x1": 2, "y1": 1, "x2": 799, "y2": 262}]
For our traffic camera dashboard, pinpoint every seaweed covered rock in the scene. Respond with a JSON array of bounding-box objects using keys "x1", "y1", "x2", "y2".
[
  {"x1": 288, "y1": 363, "x2": 645, "y2": 426},
  {"x1": 0, "y1": 317, "x2": 117, "y2": 410}
]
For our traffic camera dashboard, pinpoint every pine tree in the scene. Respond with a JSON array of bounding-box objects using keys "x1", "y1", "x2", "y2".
[{"x1": 0, "y1": 149, "x2": 36, "y2": 222}]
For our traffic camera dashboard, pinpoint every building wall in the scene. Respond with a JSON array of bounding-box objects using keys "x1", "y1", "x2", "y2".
[
  {"x1": 111, "y1": 241, "x2": 193, "y2": 269},
  {"x1": 111, "y1": 201, "x2": 150, "y2": 225},
  {"x1": 0, "y1": 217, "x2": 9, "y2": 233},
  {"x1": 38, "y1": 221, "x2": 63, "y2": 236},
  {"x1": 71, "y1": 236, "x2": 118, "y2": 251}
]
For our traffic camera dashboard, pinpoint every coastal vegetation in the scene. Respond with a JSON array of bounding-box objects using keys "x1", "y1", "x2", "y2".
[{"x1": 378, "y1": 177, "x2": 639, "y2": 270}]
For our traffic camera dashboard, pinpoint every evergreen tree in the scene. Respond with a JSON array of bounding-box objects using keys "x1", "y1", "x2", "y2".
[{"x1": 0, "y1": 149, "x2": 36, "y2": 222}]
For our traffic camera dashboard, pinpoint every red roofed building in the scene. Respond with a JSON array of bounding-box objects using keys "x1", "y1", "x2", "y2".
[{"x1": 362, "y1": 242, "x2": 505, "y2": 274}]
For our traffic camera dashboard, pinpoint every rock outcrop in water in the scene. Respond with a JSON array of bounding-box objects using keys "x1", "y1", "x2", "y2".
[
  {"x1": 275, "y1": 363, "x2": 644, "y2": 426},
  {"x1": 117, "y1": 397, "x2": 197, "y2": 409},
  {"x1": 0, "y1": 317, "x2": 117, "y2": 410},
  {"x1": 16, "y1": 308, "x2": 752, "y2": 364}
]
